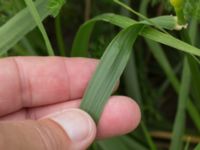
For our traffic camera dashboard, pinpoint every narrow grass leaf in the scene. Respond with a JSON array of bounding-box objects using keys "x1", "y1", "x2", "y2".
[
  {"x1": 114, "y1": 0, "x2": 170, "y2": 33},
  {"x1": 24, "y1": 0, "x2": 54, "y2": 56},
  {"x1": 141, "y1": 27, "x2": 200, "y2": 56},
  {"x1": 80, "y1": 24, "x2": 145, "y2": 123},
  {"x1": 170, "y1": 58, "x2": 191, "y2": 150},
  {"x1": 141, "y1": 122, "x2": 157, "y2": 150},
  {"x1": 55, "y1": 14, "x2": 66, "y2": 56},
  {"x1": 0, "y1": 0, "x2": 51, "y2": 55}
]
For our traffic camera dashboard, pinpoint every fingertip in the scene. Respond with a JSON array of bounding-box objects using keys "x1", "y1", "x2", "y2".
[{"x1": 97, "y1": 96, "x2": 141, "y2": 139}]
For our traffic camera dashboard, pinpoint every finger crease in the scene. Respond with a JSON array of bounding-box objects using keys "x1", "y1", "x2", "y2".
[
  {"x1": 63, "y1": 59, "x2": 71, "y2": 100},
  {"x1": 12, "y1": 58, "x2": 33, "y2": 107}
]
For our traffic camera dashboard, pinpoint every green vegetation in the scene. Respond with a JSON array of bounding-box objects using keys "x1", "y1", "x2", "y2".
[{"x1": 1, "y1": 0, "x2": 200, "y2": 149}]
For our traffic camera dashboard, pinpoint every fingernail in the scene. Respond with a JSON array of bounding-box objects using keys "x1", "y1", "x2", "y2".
[{"x1": 50, "y1": 109, "x2": 94, "y2": 142}]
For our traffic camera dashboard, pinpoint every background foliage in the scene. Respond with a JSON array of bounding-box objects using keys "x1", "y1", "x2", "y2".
[{"x1": 1, "y1": 0, "x2": 200, "y2": 149}]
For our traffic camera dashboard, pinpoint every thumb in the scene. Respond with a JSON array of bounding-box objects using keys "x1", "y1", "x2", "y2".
[{"x1": 0, "y1": 109, "x2": 96, "y2": 150}]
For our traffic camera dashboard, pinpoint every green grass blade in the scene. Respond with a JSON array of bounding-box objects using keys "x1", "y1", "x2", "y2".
[
  {"x1": 71, "y1": 13, "x2": 138, "y2": 56},
  {"x1": 55, "y1": 14, "x2": 66, "y2": 56},
  {"x1": 24, "y1": 0, "x2": 54, "y2": 56},
  {"x1": 170, "y1": 58, "x2": 191, "y2": 150},
  {"x1": 71, "y1": 22, "x2": 95, "y2": 56},
  {"x1": 71, "y1": 13, "x2": 200, "y2": 57},
  {"x1": 0, "y1": 0, "x2": 51, "y2": 55},
  {"x1": 141, "y1": 27, "x2": 200, "y2": 56},
  {"x1": 141, "y1": 122, "x2": 157, "y2": 150},
  {"x1": 188, "y1": 55, "x2": 200, "y2": 110},
  {"x1": 114, "y1": 0, "x2": 170, "y2": 33},
  {"x1": 71, "y1": 14, "x2": 174, "y2": 57},
  {"x1": 80, "y1": 24, "x2": 145, "y2": 123}
]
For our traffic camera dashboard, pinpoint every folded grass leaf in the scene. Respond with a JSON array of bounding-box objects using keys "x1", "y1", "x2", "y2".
[
  {"x1": 72, "y1": 13, "x2": 200, "y2": 57},
  {"x1": 71, "y1": 14, "x2": 177, "y2": 57},
  {"x1": 80, "y1": 23, "x2": 145, "y2": 122}
]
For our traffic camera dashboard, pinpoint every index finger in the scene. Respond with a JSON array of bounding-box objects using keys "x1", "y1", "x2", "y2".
[{"x1": 0, "y1": 57, "x2": 98, "y2": 116}]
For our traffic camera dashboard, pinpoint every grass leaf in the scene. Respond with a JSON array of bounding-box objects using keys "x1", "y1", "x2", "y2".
[
  {"x1": 71, "y1": 13, "x2": 200, "y2": 57},
  {"x1": 80, "y1": 24, "x2": 145, "y2": 122}
]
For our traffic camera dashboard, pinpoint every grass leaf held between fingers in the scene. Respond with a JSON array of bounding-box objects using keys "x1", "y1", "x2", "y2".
[{"x1": 80, "y1": 24, "x2": 145, "y2": 123}]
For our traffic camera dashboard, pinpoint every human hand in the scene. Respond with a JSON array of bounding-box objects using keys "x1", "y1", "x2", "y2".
[{"x1": 0, "y1": 57, "x2": 141, "y2": 150}]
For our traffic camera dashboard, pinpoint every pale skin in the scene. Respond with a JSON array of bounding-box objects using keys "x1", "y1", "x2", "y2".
[{"x1": 0, "y1": 57, "x2": 141, "y2": 150}]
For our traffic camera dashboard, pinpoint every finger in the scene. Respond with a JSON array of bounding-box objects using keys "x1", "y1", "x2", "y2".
[
  {"x1": 1, "y1": 96, "x2": 141, "y2": 139},
  {"x1": 96, "y1": 96, "x2": 141, "y2": 138},
  {"x1": 0, "y1": 109, "x2": 96, "y2": 150},
  {"x1": 0, "y1": 57, "x2": 98, "y2": 116}
]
